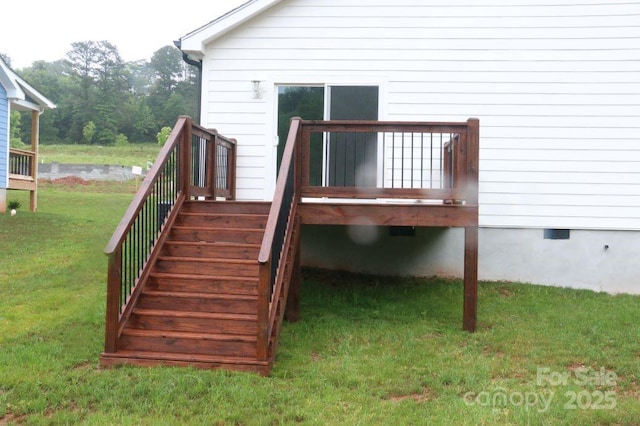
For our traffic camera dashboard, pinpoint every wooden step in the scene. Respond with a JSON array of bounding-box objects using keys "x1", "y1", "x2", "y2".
[
  {"x1": 137, "y1": 290, "x2": 257, "y2": 315},
  {"x1": 182, "y1": 201, "x2": 271, "y2": 215},
  {"x1": 128, "y1": 309, "x2": 257, "y2": 335},
  {"x1": 175, "y1": 212, "x2": 267, "y2": 229},
  {"x1": 118, "y1": 329, "x2": 257, "y2": 357},
  {"x1": 147, "y1": 273, "x2": 258, "y2": 296},
  {"x1": 168, "y1": 226, "x2": 265, "y2": 244},
  {"x1": 100, "y1": 350, "x2": 270, "y2": 375},
  {"x1": 160, "y1": 241, "x2": 260, "y2": 259},
  {"x1": 154, "y1": 256, "x2": 259, "y2": 277}
]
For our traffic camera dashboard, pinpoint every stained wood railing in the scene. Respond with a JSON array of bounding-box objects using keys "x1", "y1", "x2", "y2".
[
  {"x1": 298, "y1": 120, "x2": 478, "y2": 202},
  {"x1": 257, "y1": 118, "x2": 302, "y2": 361},
  {"x1": 103, "y1": 116, "x2": 236, "y2": 353}
]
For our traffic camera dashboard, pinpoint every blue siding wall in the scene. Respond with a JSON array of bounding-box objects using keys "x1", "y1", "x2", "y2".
[{"x1": 0, "y1": 84, "x2": 8, "y2": 188}]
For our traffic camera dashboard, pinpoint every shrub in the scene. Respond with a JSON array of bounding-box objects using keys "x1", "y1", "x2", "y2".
[
  {"x1": 156, "y1": 126, "x2": 172, "y2": 145},
  {"x1": 114, "y1": 133, "x2": 129, "y2": 146},
  {"x1": 8, "y1": 200, "x2": 22, "y2": 210}
]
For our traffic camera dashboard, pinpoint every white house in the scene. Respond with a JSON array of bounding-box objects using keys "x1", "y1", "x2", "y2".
[{"x1": 177, "y1": 0, "x2": 640, "y2": 294}]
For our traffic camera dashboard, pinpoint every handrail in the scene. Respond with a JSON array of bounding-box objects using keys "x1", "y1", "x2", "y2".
[
  {"x1": 104, "y1": 116, "x2": 189, "y2": 256},
  {"x1": 103, "y1": 116, "x2": 237, "y2": 354},
  {"x1": 9, "y1": 147, "x2": 35, "y2": 156},
  {"x1": 256, "y1": 117, "x2": 302, "y2": 361}
]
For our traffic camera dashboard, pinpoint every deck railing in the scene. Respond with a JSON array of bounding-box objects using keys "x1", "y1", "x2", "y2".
[
  {"x1": 299, "y1": 120, "x2": 478, "y2": 203},
  {"x1": 9, "y1": 148, "x2": 35, "y2": 180},
  {"x1": 103, "y1": 116, "x2": 236, "y2": 353}
]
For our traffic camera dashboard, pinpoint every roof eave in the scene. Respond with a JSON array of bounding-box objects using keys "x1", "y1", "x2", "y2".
[
  {"x1": 0, "y1": 58, "x2": 55, "y2": 111},
  {"x1": 179, "y1": 0, "x2": 284, "y2": 58}
]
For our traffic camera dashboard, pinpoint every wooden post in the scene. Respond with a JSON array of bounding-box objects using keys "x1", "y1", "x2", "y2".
[
  {"x1": 285, "y1": 222, "x2": 301, "y2": 322},
  {"x1": 228, "y1": 139, "x2": 237, "y2": 200},
  {"x1": 30, "y1": 110, "x2": 39, "y2": 212},
  {"x1": 104, "y1": 249, "x2": 122, "y2": 353},
  {"x1": 463, "y1": 118, "x2": 480, "y2": 332},
  {"x1": 463, "y1": 226, "x2": 478, "y2": 332},
  {"x1": 256, "y1": 261, "x2": 271, "y2": 361},
  {"x1": 180, "y1": 117, "x2": 192, "y2": 198},
  {"x1": 207, "y1": 133, "x2": 217, "y2": 199}
]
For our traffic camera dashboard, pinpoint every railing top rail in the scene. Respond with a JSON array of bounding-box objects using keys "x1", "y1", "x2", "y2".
[
  {"x1": 191, "y1": 122, "x2": 237, "y2": 146},
  {"x1": 104, "y1": 116, "x2": 190, "y2": 256},
  {"x1": 9, "y1": 148, "x2": 36, "y2": 156},
  {"x1": 258, "y1": 117, "x2": 301, "y2": 264},
  {"x1": 301, "y1": 119, "x2": 477, "y2": 134}
]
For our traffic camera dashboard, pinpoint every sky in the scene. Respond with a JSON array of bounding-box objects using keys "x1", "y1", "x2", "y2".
[{"x1": 1, "y1": 0, "x2": 247, "y2": 69}]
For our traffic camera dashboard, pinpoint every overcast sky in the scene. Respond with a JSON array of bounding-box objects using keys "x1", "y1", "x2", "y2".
[{"x1": 1, "y1": 0, "x2": 247, "y2": 69}]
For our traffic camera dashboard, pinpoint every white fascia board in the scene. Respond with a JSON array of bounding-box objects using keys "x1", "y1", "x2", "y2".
[
  {"x1": 179, "y1": 0, "x2": 284, "y2": 58},
  {"x1": 0, "y1": 58, "x2": 55, "y2": 110},
  {"x1": 17, "y1": 80, "x2": 56, "y2": 110},
  {"x1": 0, "y1": 61, "x2": 20, "y2": 99},
  {"x1": 10, "y1": 98, "x2": 43, "y2": 112}
]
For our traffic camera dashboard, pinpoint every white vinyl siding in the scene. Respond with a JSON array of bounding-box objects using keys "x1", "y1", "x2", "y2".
[{"x1": 200, "y1": 0, "x2": 640, "y2": 230}]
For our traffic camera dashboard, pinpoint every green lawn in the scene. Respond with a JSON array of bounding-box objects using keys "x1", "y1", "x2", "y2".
[
  {"x1": 38, "y1": 143, "x2": 161, "y2": 167},
  {"x1": 1, "y1": 184, "x2": 639, "y2": 425}
]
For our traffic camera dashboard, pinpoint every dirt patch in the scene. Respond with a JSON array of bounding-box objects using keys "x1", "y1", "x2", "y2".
[
  {"x1": 52, "y1": 176, "x2": 90, "y2": 186},
  {"x1": 498, "y1": 287, "x2": 514, "y2": 297},
  {"x1": 385, "y1": 387, "x2": 432, "y2": 403},
  {"x1": 1, "y1": 413, "x2": 27, "y2": 425}
]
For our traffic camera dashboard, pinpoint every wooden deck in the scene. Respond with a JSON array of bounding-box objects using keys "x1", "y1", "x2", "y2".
[{"x1": 100, "y1": 116, "x2": 479, "y2": 375}]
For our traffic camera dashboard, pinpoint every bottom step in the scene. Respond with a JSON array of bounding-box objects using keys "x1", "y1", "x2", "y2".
[{"x1": 100, "y1": 350, "x2": 272, "y2": 376}]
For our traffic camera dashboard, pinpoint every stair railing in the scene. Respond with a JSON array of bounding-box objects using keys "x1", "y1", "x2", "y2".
[
  {"x1": 103, "y1": 116, "x2": 236, "y2": 354},
  {"x1": 257, "y1": 117, "x2": 302, "y2": 361}
]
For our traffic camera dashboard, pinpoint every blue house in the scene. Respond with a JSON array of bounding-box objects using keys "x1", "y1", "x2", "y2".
[{"x1": 0, "y1": 57, "x2": 55, "y2": 213}]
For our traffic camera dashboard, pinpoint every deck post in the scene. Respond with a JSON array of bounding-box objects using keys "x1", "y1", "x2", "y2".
[
  {"x1": 104, "y1": 249, "x2": 122, "y2": 353},
  {"x1": 285, "y1": 224, "x2": 301, "y2": 322},
  {"x1": 256, "y1": 261, "x2": 271, "y2": 361},
  {"x1": 463, "y1": 226, "x2": 478, "y2": 332},
  {"x1": 29, "y1": 110, "x2": 39, "y2": 212},
  {"x1": 463, "y1": 118, "x2": 480, "y2": 332}
]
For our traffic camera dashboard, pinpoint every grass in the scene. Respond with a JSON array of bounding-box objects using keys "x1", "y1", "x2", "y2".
[
  {"x1": 38, "y1": 143, "x2": 161, "y2": 167},
  {"x1": 1, "y1": 183, "x2": 640, "y2": 425}
]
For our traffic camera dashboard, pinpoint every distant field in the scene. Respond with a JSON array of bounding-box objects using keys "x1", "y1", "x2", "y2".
[{"x1": 39, "y1": 144, "x2": 162, "y2": 167}]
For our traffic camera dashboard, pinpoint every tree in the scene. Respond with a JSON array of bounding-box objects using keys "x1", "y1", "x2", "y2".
[
  {"x1": 17, "y1": 60, "x2": 72, "y2": 144},
  {"x1": 66, "y1": 41, "x2": 132, "y2": 144},
  {"x1": 150, "y1": 46, "x2": 183, "y2": 94},
  {"x1": 11, "y1": 40, "x2": 200, "y2": 145},
  {"x1": 83, "y1": 121, "x2": 96, "y2": 144},
  {"x1": 9, "y1": 111, "x2": 25, "y2": 148}
]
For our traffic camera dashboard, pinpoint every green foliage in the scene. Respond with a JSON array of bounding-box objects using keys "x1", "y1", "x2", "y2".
[
  {"x1": 7, "y1": 199, "x2": 22, "y2": 210},
  {"x1": 14, "y1": 43, "x2": 197, "y2": 145},
  {"x1": 1, "y1": 184, "x2": 639, "y2": 424},
  {"x1": 9, "y1": 111, "x2": 24, "y2": 147},
  {"x1": 82, "y1": 121, "x2": 96, "y2": 143},
  {"x1": 156, "y1": 126, "x2": 172, "y2": 145},
  {"x1": 114, "y1": 133, "x2": 129, "y2": 146}
]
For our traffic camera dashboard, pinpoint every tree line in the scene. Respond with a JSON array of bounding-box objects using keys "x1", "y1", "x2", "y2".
[{"x1": 3, "y1": 40, "x2": 198, "y2": 146}]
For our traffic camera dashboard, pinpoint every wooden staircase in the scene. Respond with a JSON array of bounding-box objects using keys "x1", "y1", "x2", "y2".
[{"x1": 100, "y1": 201, "x2": 274, "y2": 375}]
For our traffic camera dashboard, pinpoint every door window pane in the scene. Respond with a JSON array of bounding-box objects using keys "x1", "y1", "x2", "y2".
[
  {"x1": 327, "y1": 86, "x2": 379, "y2": 187},
  {"x1": 277, "y1": 86, "x2": 324, "y2": 184}
]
